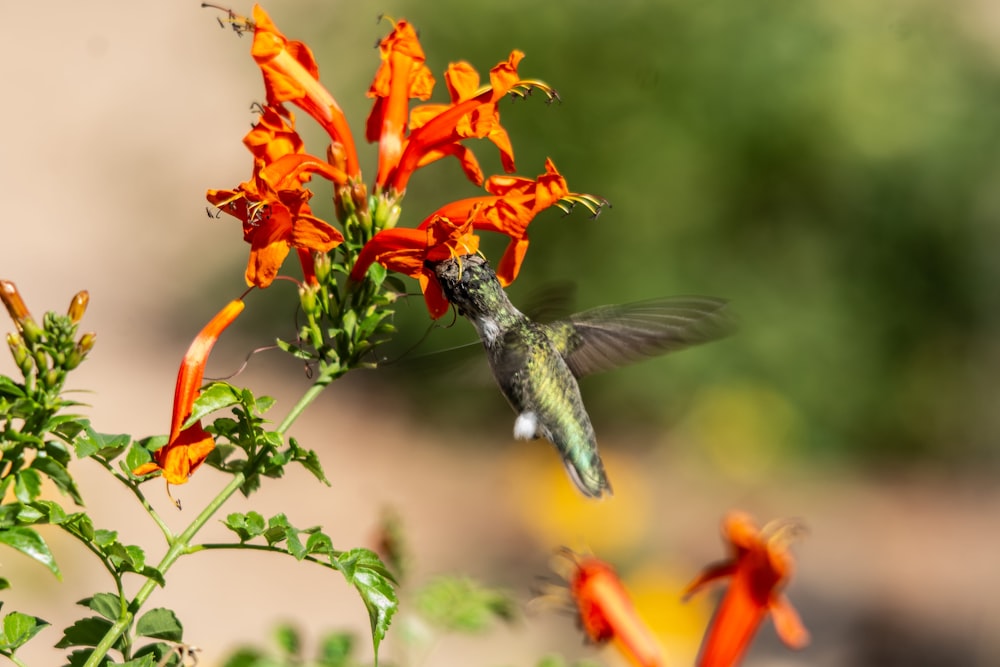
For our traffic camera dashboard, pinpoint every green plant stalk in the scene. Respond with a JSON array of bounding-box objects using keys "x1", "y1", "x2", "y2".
[
  {"x1": 1, "y1": 651, "x2": 30, "y2": 667},
  {"x1": 82, "y1": 377, "x2": 332, "y2": 667}
]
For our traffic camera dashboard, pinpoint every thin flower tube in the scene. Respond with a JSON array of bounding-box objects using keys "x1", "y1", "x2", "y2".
[
  {"x1": 250, "y1": 4, "x2": 360, "y2": 179},
  {"x1": 685, "y1": 512, "x2": 810, "y2": 667},
  {"x1": 560, "y1": 549, "x2": 666, "y2": 667},
  {"x1": 133, "y1": 298, "x2": 246, "y2": 486}
]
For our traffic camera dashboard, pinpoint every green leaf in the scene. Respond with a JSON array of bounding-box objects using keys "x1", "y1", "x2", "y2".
[
  {"x1": 55, "y1": 616, "x2": 114, "y2": 649},
  {"x1": 186, "y1": 382, "x2": 242, "y2": 426},
  {"x1": 62, "y1": 513, "x2": 95, "y2": 542},
  {"x1": 0, "y1": 578, "x2": 9, "y2": 591},
  {"x1": 13, "y1": 469, "x2": 42, "y2": 503},
  {"x1": 273, "y1": 624, "x2": 300, "y2": 656},
  {"x1": 65, "y1": 649, "x2": 101, "y2": 667},
  {"x1": 74, "y1": 424, "x2": 130, "y2": 460},
  {"x1": 317, "y1": 632, "x2": 354, "y2": 667},
  {"x1": 136, "y1": 608, "x2": 183, "y2": 641},
  {"x1": 124, "y1": 439, "x2": 160, "y2": 478},
  {"x1": 0, "y1": 376, "x2": 26, "y2": 398},
  {"x1": 132, "y1": 642, "x2": 179, "y2": 666},
  {"x1": 30, "y1": 454, "x2": 83, "y2": 504},
  {"x1": 79, "y1": 593, "x2": 123, "y2": 622},
  {"x1": 0, "y1": 526, "x2": 61, "y2": 578},
  {"x1": 414, "y1": 576, "x2": 517, "y2": 633},
  {"x1": 94, "y1": 529, "x2": 118, "y2": 547},
  {"x1": 224, "y1": 512, "x2": 266, "y2": 542},
  {"x1": 368, "y1": 262, "x2": 387, "y2": 286},
  {"x1": 287, "y1": 439, "x2": 330, "y2": 486},
  {"x1": 334, "y1": 549, "x2": 397, "y2": 663},
  {"x1": 0, "y1": 611, "x2": 49, "y2": 651},
  {"x1": 219, "y1": 648, "x2": 269, "y2": 667}
]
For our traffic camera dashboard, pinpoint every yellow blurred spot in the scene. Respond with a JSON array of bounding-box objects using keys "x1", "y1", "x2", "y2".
[
  {"x1": 626, "y1": 562, "x2": 713, "y2": 667},
  {"x1": 682, "y1": 384, "x2": 800, "y2": 480},
  {"x1": 505, "y1": 442, "x2": 652, "y2": 556}
]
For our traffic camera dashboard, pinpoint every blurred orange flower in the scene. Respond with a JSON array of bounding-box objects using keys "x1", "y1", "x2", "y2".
[
  {"x1": 133, "y1": 299, "x2": 246, "y2": 486},
  {"x1": 685, "y1": 512, "x2": 810, "y2": 667},
  {"x1": 562, "y1": 550, "x2": 666, "y2": 667}
]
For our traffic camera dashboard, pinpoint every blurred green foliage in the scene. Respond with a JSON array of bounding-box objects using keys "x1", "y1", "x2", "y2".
[{"x1": 232, "y1": 0, "x2": 1000, "y2": 465}]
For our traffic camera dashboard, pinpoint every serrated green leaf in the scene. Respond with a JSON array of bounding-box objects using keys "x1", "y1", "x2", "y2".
[
  {"x1": 132, "y1": 641, "x2": 178, "y2": 666},
  {"x1": 29, "y1": 499, "x2": 69, "y2": 525},
  {"x1": 414, "y1": 576, "x2": 517, "y2": 633},
  {"x1": 30, "y1": 455, "x2": 83, "y2": 504},
  {"x1": 124, "y1": 439, "x2": 160, "y2": 478},
  {"x1": 305, "y1": 532, "x2": 334, "y2": 558},
  {"x1": 74, "y1": 425, "x2": 130, "y2": 460},
  {"x1": 185, "y1": 383, "x2": 242, "y2": 426},
  {"x1": 223, "y1": 512, "x2": 265, "y2": 542},
  {"x1": 0, "y1": 526, "x2": 60, "y2": 578},
  {"x1": 123, "y1": 545, "x2": 146, "y2": 571},
  {"x1": 55, "y1": 616, "x2": 114, "y2": 649},
  {"x1": 13, "y1": 469, "x2": 41, "y2": 503},
  {"x1": 79, "y1": 593, "x2": 123, "y2": 622},
  {"x1": 62, "y1": 513, "x2": 95, "y2": 542},
  {"x1": 138, "y1": 566, "x2": 166, "y2": 587},
  {"x1": 94, "y1": 529, "x2": 117, "y2": 547},
  {"x1": 287, "y1": 439, "x2": 330, "y2": 486},
  {"x1": 0, "y1": 611, "x2": 49, "y2": 651},
  {"x1": 334, "y1": 548, "x2": 397, "y2": 663},
  {"x1": 136, "y1": 608, "x2": 183, "y2": 641},
  {"x1": 273, "y1": 624, "x2": 300, "y2": 656}
]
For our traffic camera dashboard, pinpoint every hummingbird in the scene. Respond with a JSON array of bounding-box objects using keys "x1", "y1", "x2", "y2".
[{"x1": 432, "y1": 254, "x2": 735, "y2": 499}]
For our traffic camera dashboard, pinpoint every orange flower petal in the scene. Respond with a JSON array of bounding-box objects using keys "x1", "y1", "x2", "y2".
[
  {"x1": 566, "y1": 552, "x2": 666, "y2": 667},
  {"x1": 250, "y1": 5, "x2": 359, "y2": 178}
]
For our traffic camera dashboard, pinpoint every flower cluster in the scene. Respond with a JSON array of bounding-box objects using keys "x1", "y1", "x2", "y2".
[{"x1": 141, "y1": 4, "x2": 604, "y2": 488}]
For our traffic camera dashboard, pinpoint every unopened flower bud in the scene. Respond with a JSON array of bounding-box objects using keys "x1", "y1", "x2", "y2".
[
  {"x1": 314, "y1": 252, "x2": 332, "y2": 285},
  {"x1": 299, "y1": 283, "x2": 319, "y2": 314},
  {"x1": 6, "y1": 332, "x2": 29, "y2": 371},
  {"x1": 66, "y1": 332, "x2": 96, "y2": 370},
  {"x1": 67, "y1": 291, "x2": 90, "y2": 323},
  {"x1": 44, "y1": 368, "x2": 62, "y2": 389},
  {"x1": 351, "y1": 182, "x2": 369, "y2": 216},
  {"x1": 0, "y1": 280, "x2": 40, "y2": 339}
]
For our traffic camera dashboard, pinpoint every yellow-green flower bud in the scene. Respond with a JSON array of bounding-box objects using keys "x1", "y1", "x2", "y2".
[
  {"x1": 67, "y1": 290, "x2": 90, "y2": 323},
  {"x1": 6, "y1": 332, "x2": 29, "y2": 372},
  {"x1": 314, "y1": 252, "x2": 332, "y2": 285},
  {"x1": 299, "y1": 283, "x2": 319, "y2": 315}
]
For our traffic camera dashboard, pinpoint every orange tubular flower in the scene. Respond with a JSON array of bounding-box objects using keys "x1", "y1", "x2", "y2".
[
  {"x1": 350, "y1": 213, "x2": 481, "y2": 319},
  {"x1": 366, "y1": 19, "x2": 434, "y2": 190},
  {"x1": 133, "y1": 299, "x2": 246, "y2": 486},
  {"x1": 250, "y1": 4, "x2": 360, "y2": 180},
  {"x1": 685, "y1": 512, "x2": 810, "y2": 667},
  {"x1": 379, "y1": 48, "x2": 539, "y2": 194},
  {"x1": 351, "y1": 159, "x2": 584, "y2": 316},
  {"x1": 207, "y1": 106, "x2": 344, "y2": 288},
  {"x1": 563, "y1": 550, "x2": 666, "y2": 667}
]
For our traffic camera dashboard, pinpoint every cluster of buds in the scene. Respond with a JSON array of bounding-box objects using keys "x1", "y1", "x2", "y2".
[{"x1": 1, "y1": 280, "x2": 96, "y2": 391}]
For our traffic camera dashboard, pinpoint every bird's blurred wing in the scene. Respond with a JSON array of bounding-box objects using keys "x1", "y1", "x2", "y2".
[{"x1": 550, "y1": 296, "x2": 736, "y2": 378}]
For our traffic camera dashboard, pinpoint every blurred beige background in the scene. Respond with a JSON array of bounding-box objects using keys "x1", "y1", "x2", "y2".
[{"x1": 3, "y1": 2, "x2": 1000, "y2": 667}]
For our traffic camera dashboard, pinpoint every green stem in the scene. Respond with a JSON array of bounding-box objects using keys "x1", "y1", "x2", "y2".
[
  {"x1": 276, "y1": 379, "x2": 329, "y2": 435},
  {"x1": 190, "y1": 542, "x2": 341, "y2": 569},
  {"x1": 1, "y1": 652, "x2": 29, "y2": 667},
  {"x1": 83, "y1": 373, "x2": 335, "y2": 666},
  {"x1": 94, "y1": 457, "x2": 173, "y2": 542},
  {"x1": 82, "y1": 472, "x2": 247, "y2": 667}
]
